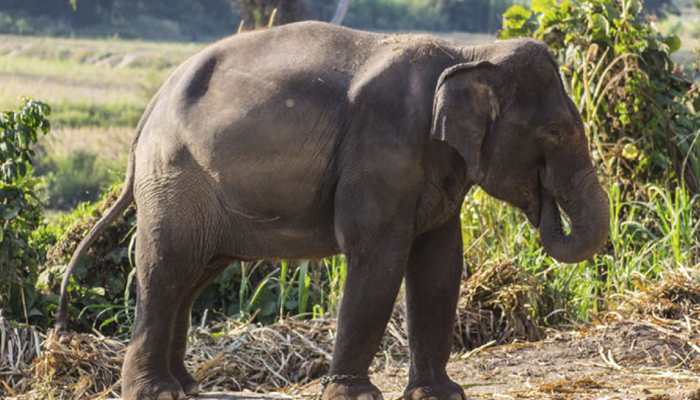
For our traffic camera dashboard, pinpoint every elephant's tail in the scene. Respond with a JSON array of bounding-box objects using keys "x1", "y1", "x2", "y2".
[{"x1": 54, "y1": 93, "x2": 159, "y2": 332}]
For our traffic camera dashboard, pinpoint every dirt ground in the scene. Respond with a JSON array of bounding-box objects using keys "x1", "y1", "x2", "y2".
[
  {"x1": 8, "y1": 318, "x2": 700, "y2": 399},
  {"x1": 286, "y1": 320, "x2": 700, "y2": 400},
  {"x1": 8, "y1": 266, "x2": 700, "y2": 400}
]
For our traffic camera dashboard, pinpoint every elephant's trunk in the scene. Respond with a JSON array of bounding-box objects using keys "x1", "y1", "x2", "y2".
[{"x1": 539, "y1": 170, "x2": 609, "y2": 263}]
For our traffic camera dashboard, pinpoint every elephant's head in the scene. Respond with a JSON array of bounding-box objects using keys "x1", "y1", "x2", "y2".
[{"x1": 431, "y1": 39, "x2": 609, "y2": 263}]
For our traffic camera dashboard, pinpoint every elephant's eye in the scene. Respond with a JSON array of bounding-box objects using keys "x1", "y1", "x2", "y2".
[{"x1": 538, "y1": 125, "x2": 562, "y2": 144}]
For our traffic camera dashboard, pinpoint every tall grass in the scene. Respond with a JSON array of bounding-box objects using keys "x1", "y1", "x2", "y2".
[{"x1": 461, "y1": 182, "x2": 699, "y2": 322}]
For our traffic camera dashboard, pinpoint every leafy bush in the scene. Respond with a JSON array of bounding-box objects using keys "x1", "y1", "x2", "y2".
[
  {"x1": 36, "y1": 185, "x2": 137, "y2": 334},
  {"x1": 501, "y1": 0, "x2": 700, "y2": 193},
  {"x1": 0, "y1": 99, "x2": 50, "y2": 322}
]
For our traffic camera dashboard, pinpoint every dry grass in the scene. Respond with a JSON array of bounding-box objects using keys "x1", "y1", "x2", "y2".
[
  {"x1": 0, "y1": 317, "x2": 43, "y2": 396},
  {"x1": 0, "y1": 34, "x2": 198, "y2": 129},
  {"x1": 0, "y1": 34, "x2": 200, "y2": 69},
  {"x1": 1, "y1": 262, "x2": 547, "y2": 399},
  {"x1": 0, "y1": 75, "x2": 142, "y2": 110},
  {"x1": 4, "y1": 265, "x2": 699, "y2": 399},
  {"x1": 39, "y1": 126, "x2": 133, "y2": 164},
  {"x1": 454, "y1": 262, "x2": 544, "y2": 348}
]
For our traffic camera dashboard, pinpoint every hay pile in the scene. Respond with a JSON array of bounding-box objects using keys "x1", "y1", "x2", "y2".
[
  {"x1": 454, "y1": 262, "x2": 544, "y2": 349},
  {"x1": 608, "y1": 267, "x2": 700, "y2": 370},
  {"x1": 0, "y1": 316, "x2": 43, "y2": 396},
  {"x1": 6, "y1": 262, "x2": 547, "y2": 399},
  {"x1": 23, "y1": 330, "x2": 123, "y2": 399},
  {"x1": 622, "y1": 267, "x2": 700, "y2": 321},
  {"x1": 189, "y1": 318, "x2": 335, "y2": 392}
]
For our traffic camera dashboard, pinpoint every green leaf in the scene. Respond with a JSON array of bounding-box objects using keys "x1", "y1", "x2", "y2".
[
  {"x1": 588, "y1": 13, "x2": 610, "y2": 35},
  {"x1": 88, "y1": 287, "x2": 106, "y2": 297},
  {"x1": 663, "y1": 35, "x2": 681, "y2": 53},
  {"x1": 503, "y1": 4, "x2": 533, "y2": 21},
  {"x1": 622, "y1": 143, "x2": 640, "y2": 160},
  {"x1": 532, "y1": 0, "x2": 557, "y2": 14},
  {"x1": 624, "y1": 0, "x2": 642, "y2": 16},
  {"x1": 3, "y1": 206, "x2": 20, "y2": 220}
]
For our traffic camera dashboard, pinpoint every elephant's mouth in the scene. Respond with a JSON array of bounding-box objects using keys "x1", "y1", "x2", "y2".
[
  {"x1": 524, "y1": 179, "x2": 544, "y2": 228},
  {"x1": 525, "y1": 198, "x2": 542, "y2": 228}
]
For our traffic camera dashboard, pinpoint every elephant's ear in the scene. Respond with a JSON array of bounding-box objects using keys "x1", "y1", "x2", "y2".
[{"x1": 431, "y1": 61, "x2": 501, "y2": 184}]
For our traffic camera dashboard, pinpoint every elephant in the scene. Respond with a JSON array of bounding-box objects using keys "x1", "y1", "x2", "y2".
[{"x1": 55, "y1": 21, "x2": 609, "y2": 400}]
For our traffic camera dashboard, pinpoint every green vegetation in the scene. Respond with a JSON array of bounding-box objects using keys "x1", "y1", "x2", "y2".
[
  {"x1": 501, "y1": 0, "x2": 699, "y2": 191},
  {"x1": 0, "y1": 99, "x2": 51, "y2": 323},
  {"x1": 462, "y1": 183, "x2": 699, "y2": 321},
  {"x1": 495, "y1": 0, "x2": 700, "y2": 320}
]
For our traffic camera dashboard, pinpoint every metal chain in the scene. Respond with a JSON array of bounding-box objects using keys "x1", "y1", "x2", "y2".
[{"x1": 319, "y1": 374, "x2": 370, "y2": 389}]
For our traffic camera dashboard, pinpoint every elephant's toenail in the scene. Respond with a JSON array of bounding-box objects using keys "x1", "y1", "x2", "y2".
[{"x1": 156, "y1": 392, "x2": 172, "y2": 400}]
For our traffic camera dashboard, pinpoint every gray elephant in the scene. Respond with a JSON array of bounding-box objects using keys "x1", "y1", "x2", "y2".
[{"x1": 55, "y1": 21, "x2": 609, "y2": 400}]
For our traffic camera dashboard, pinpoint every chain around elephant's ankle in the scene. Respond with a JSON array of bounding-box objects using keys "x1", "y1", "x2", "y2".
[{"x1": 320, "y1": 374, "x2": 371, "y2": 389}]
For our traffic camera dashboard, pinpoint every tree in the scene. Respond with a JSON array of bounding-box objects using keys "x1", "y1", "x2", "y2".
[
  {"x1": 330, "y1": 0, "x2": 351, "y2": 25},
  {"x1": 236, "y1": 0, "x2": 306, "y2": 30}
]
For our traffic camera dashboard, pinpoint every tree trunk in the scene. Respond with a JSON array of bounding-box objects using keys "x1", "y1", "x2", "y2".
[
  {"x1": 330, "y1": 0, "x2": 351, "y2": 25},
  {"x1": 236, "y1": 0, "x2": 306, "y2": 30}
]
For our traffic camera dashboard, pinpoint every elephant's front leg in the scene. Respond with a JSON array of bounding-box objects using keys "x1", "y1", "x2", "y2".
[
  {"x1": 322, "y1": 183, "x2": 418, "y2": 400},
  {"x1": 404, "y1": 215, "x2": 467, "y2": 400}
]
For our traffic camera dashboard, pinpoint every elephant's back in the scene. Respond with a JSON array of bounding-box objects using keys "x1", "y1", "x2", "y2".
[
  {"x1": 173, "y1": 21, "x2": 382, "y2": 110},
  {"x1": 149, "y1": 21, "x2": 381, "y2": 142}
]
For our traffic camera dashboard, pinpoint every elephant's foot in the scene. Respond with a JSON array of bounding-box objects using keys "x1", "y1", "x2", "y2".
[
  {"x1": 404, "y1": 380, "x2": 467, "y2": 400},
  {"x1": 321, "y1": 376, "x2": 383, "y2": 400},
  {"x1": 172, "y1": 367, "x2": 199, "y2": 395},
  {"x1": 121, "y1": 372, "x2": 185, "y2": 400}
]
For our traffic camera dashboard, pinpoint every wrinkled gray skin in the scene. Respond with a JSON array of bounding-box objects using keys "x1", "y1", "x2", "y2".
[{"x1": 56, "y1": 21, "x2": 609, "y2": 400}]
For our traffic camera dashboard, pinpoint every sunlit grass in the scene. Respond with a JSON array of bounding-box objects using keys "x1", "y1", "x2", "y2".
[
  {"x1": 0, "y1": 55, "x2": 167, "y2": 88},
  {"x1": 0, "y1": 34, "x2": 201, "y2": 69},
  {"x1": 0, "y1": 34, "x2": 198, "y2": 128},
  {"x1": 460, "y1": 183, "x2": 699, "y2": 322}
]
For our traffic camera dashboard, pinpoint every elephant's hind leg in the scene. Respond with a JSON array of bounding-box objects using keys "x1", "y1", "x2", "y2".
[
  {"x1": 168, "y1": 302, "x2": 198, "y2": 395},
  {"x1": 404, "y1": 216, "x2": 466, "y2": 400},
  {"x1": 122, "y1": 196, "x2": 216, "y2": 400},
  {"x1": 169, "y1": 261, "x2": 229, "y2": 395}
]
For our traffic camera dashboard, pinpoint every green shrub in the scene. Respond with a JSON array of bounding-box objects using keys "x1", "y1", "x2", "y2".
[{"x1": 0, "y1": 99, "x2": 51, "y2": 323}]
